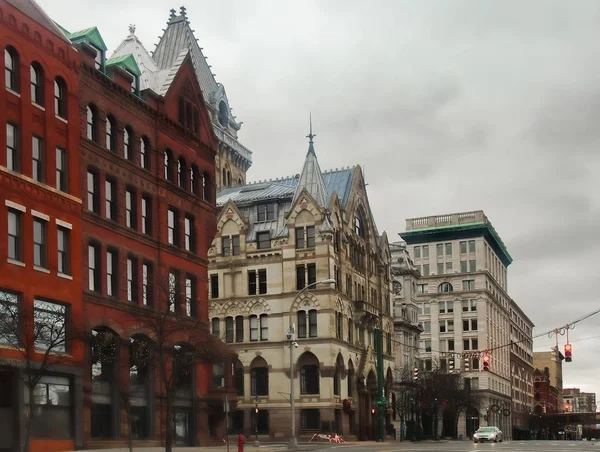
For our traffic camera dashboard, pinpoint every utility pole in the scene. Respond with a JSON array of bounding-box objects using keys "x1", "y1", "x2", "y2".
[
  {"x1": 375, "y1": 328, "x2": 386, "y2": 442},
  {"x1": 254, "y1": 395, "x2": 259, "y2": 447},
  {"x1": 225, "y1": 393, "x2": 230, "y2": 452}
]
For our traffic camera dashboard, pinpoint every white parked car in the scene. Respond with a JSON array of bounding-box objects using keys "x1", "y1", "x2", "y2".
[{"x1": 473, "y1": 426, "x2": 504, "y2": 443}]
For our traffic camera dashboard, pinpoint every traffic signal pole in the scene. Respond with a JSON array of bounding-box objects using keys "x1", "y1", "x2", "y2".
[{"x1": 375, "y1": 329, "x2": 386, "y2": 442}]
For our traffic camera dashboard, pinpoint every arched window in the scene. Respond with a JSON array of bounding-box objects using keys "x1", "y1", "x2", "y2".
[
  {"x1": 129, "y1": 335, "x2": 152, "y2": 439},
  {"x1": 202, "y1": 172, "x2": 210, "y2": 201},
  {"x1": 189, "y1": 165, "x2": 197, "y2": 195},
  {"x1": 172, "y1": 344, "x2": 194, "y2": 392},
  {"x1": 218, "y1": 101, "x2": 228, "y2": 127},
  {"x1": 227, "y1": 170, "x2": 231, "y2": 187},
  {"x1": 334, "y1": 354, "x2": 344, "y2": 396},
  {"x1": 4, "y1": 47, "x2": 19, "y2": 92},
  {"x1": 140, "y1": 136, "x2": 149, "y2": 169},
  {"x1": 123, "y1": 126, "x2": 132, "y2": 160},
  {"x1": 222, "y1": 168, "x2": 227, "y2": 187},
  {"x1": 211, "y1": 317, "x2": 220, "y2": 336},
  {"x1": 54, "y1": 77, "x2": 67, "y2": 119},
  {"x1": 297, "y1": 309, "x2": 317, "y2": 338},
  {"x1": 177, "y1": 158, "x2": 186, "y2": 188},
  {"x1": 347, "y1": 360, "x2": 355, "y2": 398},
  {"x1": 234, "y1": 359, "x2": 244, "y2": 396},
  {"x1": 438, "y1": 282, "x2": 453, "y2": 293},
  {"x1": 90, "y1": 328, "x2": 119, "y2": 438},
  {"x1": 225, "y1": 316, "x2": 234, "y2": 343},
  {"x1": 251, "y1": 356, "x2": 269, "y2": 396},
  {"x1": 354, "y1": 211, "x2": 365, "y2": 238},
  {"x1": 163, "y1": 149, "x2": 174, "y2": 182},
  {"x1": 299, "y1": 352, "x2": 320, "y2": 395},
  {"x1": 30, "y1": 62, "x2": 43, "y2": 105},
  {"x1": 86, "y1": 105, "x2": 97, "y2": 141},
  {"x1": 238, "y1": 177, "x2": 243, "y2": 186},
  {"x1": 105, "y1": 116, "x2": 115, "y2": 151}
]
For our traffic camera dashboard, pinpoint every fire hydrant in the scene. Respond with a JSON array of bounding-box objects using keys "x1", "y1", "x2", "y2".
[{"x1": 237, "y1": 433, "x2": 245, "y2": 452}]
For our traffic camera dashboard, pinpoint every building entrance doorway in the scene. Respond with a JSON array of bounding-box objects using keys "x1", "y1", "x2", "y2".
[{"x1": 0, "y1": 370, "x2": 16, "y2": 452}]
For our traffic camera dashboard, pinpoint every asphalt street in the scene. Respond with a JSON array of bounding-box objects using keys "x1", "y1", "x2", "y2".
[{"x1": 277, "y1": 440, "x2": 600, "y2": 452}]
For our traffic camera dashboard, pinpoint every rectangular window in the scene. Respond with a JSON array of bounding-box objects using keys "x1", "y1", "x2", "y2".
[
  {"x1": 472, "y1": 338, "x2": 479, "y2": 350},
  {"x1": 445, "y1": 243, "x2": 452, "y2": 256},
  {"x1": 468, "y1": 240, "x2": 476, "y2": 253},
  {"x1": 436, "y1": 243, "x2": 443, "y2": 256},
  {"x1": 414, "y1": 246, "x2": 421, "y2": 259},
  {"x1": 222, "y1": 236, "x2": 230, "y2": 256},
  {"x1": 104, "y1": 178, "x2": 116, "y2": 220},
  {"x1": 417, "y1": 284, "x2": 428, "y2": 294},
  {"x1": 424, "y1": 340, "x2": 432, "y2": 352},
  {"x1": 463, "y1": 280, "x2": 475, "y2": 290},
  {"x1": 167, "y1": 208, "x2": 178, "y2": 246},
  {"x1": 256, "y1": 231, "x2": 270, "y2": 249},
  {"x1": 258, "y1": 269, "x2": 267, "y2": 294},
  {"x1": 248, "y1": 270, "x2": 257, "y2": 295},
  {"x1": 260, "y1": 314, "x2": 268, "y2": 340},
  {"x1": 460, "y1": 261, "x2": 467, "y2": 273},
  {"x1": 296, "y1": 265, "x2": 306, "y2": 290},
  {"x1": 127, "y1": 256, "x2": 138, "y2": 303},
  {"x1": 55, "y1": 147, "x2": 67, "y2": 192},
  {"x1": 7, "y1": 209, "x2": 23, "y2": 261},
  {"x1": 295, "y1": 227, "x2": 304, "y2": 248},
  {"x1": 439, "y1": 320, "x2": 454, "y2": 333},
  {"x1": 460, "y1": 241, "x2": 467, "y2": 254},
  {"x1": 106, "y1": 249, "x2": 117, "y2": 297},
  {"x1": 308, "y1": 310, "x2": 317, "y2": 337},
  {"x1": 306, "y1": 226, "x2": 315, "y2": 248},
  {"x1": 168, "y1": 271, "x2": 178, "y2": 312},
  {"x1": 88, "y1": 243, "x2": 100, "y2": 292},
  {"x1": 225, "y1": 317, "x2": 234, "y2": 343},
  {"x1": 6, "y1": 123, "x2": 19, "y2": 172},
  {"x1": 422, "y1": 264, "x2": 429, "y2": 276},
  {"x1": 57, "y1": 227, "x2": 70, "y2": 275},
  {"x1": 141, "y1": 196, "x2": 151, "y2": 235},
  {"x1": 32, "y1": 136, "x2": 44, "y2": 182},
  {"x1": 0, "y1": 290, "x2": 19, "y2": 346},
  {"x1": 210, "y1": 274, "x2": 219, "y2": 299},
  {"x1": 125, "y1": 189, "x2": 136, "y2": 229},
  {"x1": 33, "y1": 218, "x2": 47, "y2": 268},
  {"x1": 422, "y1": 321, "x2": 431, "y2": 333},
  {"x1": 469, "y1": 260, "x2": 476, "y2": 272},
  {"x1": 184, "y1": 216, "x2": 195, "y2": 252},
  {"x1": 297, "y1": 311, "x2": 307, "y2": 338},
  {"x1": 185, "y1": 276, "x2": 195, "y2": 316},
  {"x1": 448, "y1": 339, "x2": 455, "y2": 351},
  {"x1": 257, "y1": 204, "x2": 275, "y2": 222},
  {"x1": 235, "y1": 316, "x2": 244, "y2": 342},
  {"x1": 307, "y1": 263, "x2": 316, "y2": 286},
  {"x1": 142, "y1": 262, "x2": 152, "y2": 306},
  {"x1": 87, "y1": 171, "x2": 98, "y2": 213},
  {"x1": 232, "y1": 235, "x2": 240, "y2": 255},
  {"x1": 446, "y1": 262, "x2": 453, "y2": 273},
  {"x1": 422, "y1": 245, "x2": 429, "y2": 258},
  {"x1": 33, "y1": 299, "x2": 67, "y2": 352},
  {"x1": 250, "y1": 315, "x2": 258, "y2": 341},
  {"x1": 437, "y1": 263, "x2": 444, "y2": 275}
]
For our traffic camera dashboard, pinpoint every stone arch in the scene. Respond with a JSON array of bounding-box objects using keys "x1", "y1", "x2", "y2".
[
  {"x1": 250, "y1": 355, "x2": 269, "y2": 369},
  {"x1": 295, "y1": 208, "x2": 316, "y2": 226},
  {"x1": 291, "y1": 291, "x2": 320, "y2": 312},
  {"x1": 334, "y1": 296, "x2": 344, "y2": 315},
  {"x1": 217, "y1": 202, "x2": 246, "y2": 232},
  {"x1": 248, "y1": 297, "x2": 270, "y2": 315},
  {"x1": 221, "y1": 219, "x2": 240, "y2": 236},
  {"x1": 288, "y1": 191, "x2": 322, "y2": 222},
  {"x1": 366, "y1": 369, "x2": 377, "y2": 395}
]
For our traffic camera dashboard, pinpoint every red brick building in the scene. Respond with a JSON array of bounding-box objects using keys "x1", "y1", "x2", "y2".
[
  {"x1": 0, "y1": 1, "x2": 83, "y2": 452},
  {"x1": 60, "y1": 17, "x2": 234, "y2": 448}
]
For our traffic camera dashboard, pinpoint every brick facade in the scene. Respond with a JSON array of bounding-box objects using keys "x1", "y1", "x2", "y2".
[{"x1": 0, "y1": 1, "x2": 83, "y2": 451}]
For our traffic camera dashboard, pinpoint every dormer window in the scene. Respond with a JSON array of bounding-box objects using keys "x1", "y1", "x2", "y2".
[
  {"x1": 354, "y1": 213, "x2": 365, "y2": 238},
  {"x1": 257, "y1": 204, "x2": 275, "y2": 222},
  {"x1": 126, "y1": 70, "x2": 138, "y2": 94},
  {"x1": 218, "y1": 101, "x2": 228, "y2": 128},
  {"x1": 91, "y1": 45, "x2": 103, "y2": 71}
]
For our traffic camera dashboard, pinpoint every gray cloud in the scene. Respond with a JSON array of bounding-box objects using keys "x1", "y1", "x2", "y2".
[{"x1": 38, "y1": 0, "x2": 600, "y2": 399}]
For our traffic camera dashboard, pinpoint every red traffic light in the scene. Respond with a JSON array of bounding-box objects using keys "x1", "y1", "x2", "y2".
[
  {"x1": 564, "y1": 343, "x2": 572, "y2": 362},
  {"x1": 371, "y1": 408, "x2": 375, "y2": 415},
  {"x1": 255, "y1": 408, "x2": 259, "y2": 414},
  {"x1": 482, "y1": 354, "x2": 491, "y2": 371},
  {"x1": 482, "y1": 355, "x2": 490, "y2": 364}
]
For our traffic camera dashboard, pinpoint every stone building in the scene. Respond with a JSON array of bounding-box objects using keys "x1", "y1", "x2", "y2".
[
  {"x1": 208, "y1": 132, "x2": 395, "y2": 441},
  {"x1": 0, "y1": 1, "x2": 83, "y2": 451},
  {"x1": 563, "y1": 388, "x2": 597, "y2": 413},
  {"x1": 533, "y1": 350, "x2": 564, "y2": 414},
  {"x1": 400, "y1": 210, "x2": 534, "y2": 439},
  {"x1": 110, "y1": 6, "x2": 252, "y2": 189}
]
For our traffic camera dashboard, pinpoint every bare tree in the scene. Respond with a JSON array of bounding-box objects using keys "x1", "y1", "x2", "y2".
[
  {"x1": 0, "y1": 291, "x2": 83, "y2": 452},
  {"x1": 88, "y1": 268, "x2": 234, "y2": 452}
]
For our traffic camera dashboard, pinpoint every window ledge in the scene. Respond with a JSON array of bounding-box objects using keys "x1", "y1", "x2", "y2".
[
  {"x1": 55, "y1": 115, "x2": 68, "y2": 124},
  {"x1": 7, "y1": 258, "x2": 25, "y2": 267},
  {"x1": 6, "y1": 88, "x2": 20, "y2": 98},
  {"x1": 58, "y1": 273, "x2": 73, "y2": 280},
  {"x1": 32, "y1": 102, "x2": 45, "y2": 111},
  {"x1": 33, "y1": 265, "x2": 50, "y2": 274}
]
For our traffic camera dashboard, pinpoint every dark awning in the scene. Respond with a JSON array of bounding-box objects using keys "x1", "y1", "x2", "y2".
[{"x1": 514, "y1": 426, "x2": 530, "y2": 432}]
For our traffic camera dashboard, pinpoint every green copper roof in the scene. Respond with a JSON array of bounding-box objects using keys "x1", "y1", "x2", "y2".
[
  {"x1": 57, "y1": 24, "x2": 108, "y2": 51},
  {"x1": 106, "y1": 54, "x2": 141, "y2": 76},
  {"x1": 400, "y1": 222, "x2": 513, "y2": 266}
]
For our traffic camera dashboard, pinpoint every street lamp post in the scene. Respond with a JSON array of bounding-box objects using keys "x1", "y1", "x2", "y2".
[{"x1": 287, "y1": 278, "x2": 335, "y2": 450}]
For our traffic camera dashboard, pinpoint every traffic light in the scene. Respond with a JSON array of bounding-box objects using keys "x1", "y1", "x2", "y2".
[
  {"x1": 564, "y1": 343, "x2": 572, "y2": 362},
  {"x1": 371, "y1": 408, "x2": 376, "y2": 415},
  {"x1": 413, "y1": 366, "x2": 419, "y2": 381},
  {"x1": 550, "y1": 345, "x2": 558, "y2": 362},
  {"x1": 448, "y1": 358, "x2": 455, "y2": 373},
  {"x1": 482, "y1": 354, "x2": 491, "y2": 372},
  {"x1": 255, "y1": 408, "x2": 259, "y2": 414},
  {"x1": 464, "y1": 356, "x2": 470, "y2": 372}
]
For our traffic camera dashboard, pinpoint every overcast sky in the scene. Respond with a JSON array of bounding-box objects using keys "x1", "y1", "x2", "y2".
[{"x1": 38, "y1": 0, "x2": 600, "y2": 402}]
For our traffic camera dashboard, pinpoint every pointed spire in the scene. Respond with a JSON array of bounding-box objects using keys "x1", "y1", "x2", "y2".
[{"x1": 293, "y1": 115, "x2": 328, "y2": 207}]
